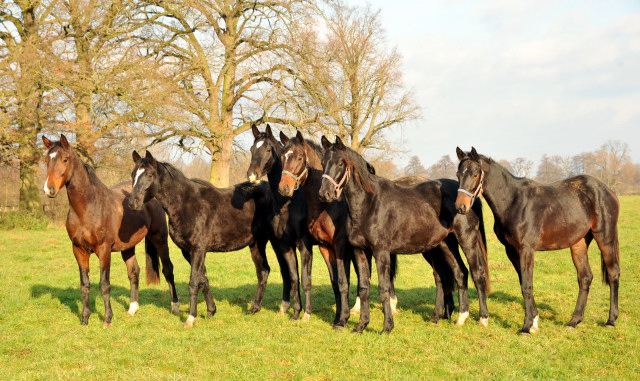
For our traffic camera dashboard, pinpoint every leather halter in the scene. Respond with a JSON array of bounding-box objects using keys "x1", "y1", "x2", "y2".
[
  {"x1": 322, "y1": 167, "x2": 351, "y2": 199},
  {"x1": 281, "y1": 164, "x2": 308, "y2": 191},
  {"x1": 457, "y1": 168, "x2": 484, "y2": 207}
]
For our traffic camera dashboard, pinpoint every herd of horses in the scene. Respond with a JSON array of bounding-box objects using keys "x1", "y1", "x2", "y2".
[{"x1": 41, "y1": 127, "x2": 620, "y2": 335}]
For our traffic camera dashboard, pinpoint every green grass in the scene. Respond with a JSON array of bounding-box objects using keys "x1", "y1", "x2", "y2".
[{"x1": 0, "y1": 196, "x2": 639, "y2": 380}]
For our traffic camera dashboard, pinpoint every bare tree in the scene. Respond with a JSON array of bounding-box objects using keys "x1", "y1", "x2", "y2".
[
  {"x1": 0, "y1": 0, "x2": 59, "y2": 211},
  {"x1": 536, "y1": 154, "x2": 565, "y2": 184},
  {"x1": 404, "y1": 155, "x2": 427, "y2": 178},
  {"x1": 141, "y1": 0, "x2": 307, "y2": 186},
  {"x1": 592, "y1": 140, "x2": 632, "y2": 193},
  {"x1": 427, "y1": 155, "x2": 456, "y2": 180},
  {"x1": 285, "y1": 1, "x2": 420, "y2": 153},
  {"x1": 510, "y1": 157, "x2": 534, "y2": 178}
]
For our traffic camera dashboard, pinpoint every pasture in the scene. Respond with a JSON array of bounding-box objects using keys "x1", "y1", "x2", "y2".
[{"x1": 1, "y1": 196, "x2": 638, "y2": 380}]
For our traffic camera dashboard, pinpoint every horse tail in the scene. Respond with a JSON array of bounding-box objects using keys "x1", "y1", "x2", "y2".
[
  {"x1": 390, "y1": 254, "x2": 398, "y2": 281},
  {"x1": 474, "y1": 200, "x2": 490, "y2": 294},
  {"x1": 145, "y1": 237, "x2": 161, "y2": 285}
]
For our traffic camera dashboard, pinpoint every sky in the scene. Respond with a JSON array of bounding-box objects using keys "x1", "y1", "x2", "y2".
[{"x1": 350, "y1": 0, "x2": 640, "y2": 169}]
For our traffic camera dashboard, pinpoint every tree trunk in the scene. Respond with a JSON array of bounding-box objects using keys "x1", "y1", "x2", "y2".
[
  {"x1": 19, "y1": 154, "x2": 42, "y2": 213},
  {"x1": 209, "y1": 134, "x2": 233, "y2": 187}
]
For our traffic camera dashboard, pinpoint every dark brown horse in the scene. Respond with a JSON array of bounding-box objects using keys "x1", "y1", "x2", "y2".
[
  {"x1": 42, "y1": 135, "x2": 178, "y2": 327},
  {"x1": 319, "y1": 136, "x2": 489, "y2": 334},
  {"x1": 455, "y1": 147, "x2": 620, "y2": 334}
]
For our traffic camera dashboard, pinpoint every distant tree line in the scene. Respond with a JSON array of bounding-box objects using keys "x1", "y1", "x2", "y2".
[{"x1": 398, "y1": 140, "x2": 638, "y2": 194}]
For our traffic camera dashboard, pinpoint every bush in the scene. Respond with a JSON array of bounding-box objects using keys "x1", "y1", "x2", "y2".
[{"x1": 0, "y1": 210, "x2": 51, "y2": 230}]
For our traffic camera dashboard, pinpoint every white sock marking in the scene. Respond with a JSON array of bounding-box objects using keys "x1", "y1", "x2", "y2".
[
  {"x1": 133, "y1": 168, "x2": 145, "y2": 187},
  {"x1": 456, "y1": 311, "x2": 470, "y2": 325},
  {"x1": 479, "y1": 317, "x2": 489, "y2": 327},
  {"x1": 127, "y1": 301, "x2": 139, "y2": 315},
  {"x1": 186, "y1": 315, "x2": 195, "y2": 324},
  {"x1": 350, "y1": 297, "x2": 361, "y2": 314}
]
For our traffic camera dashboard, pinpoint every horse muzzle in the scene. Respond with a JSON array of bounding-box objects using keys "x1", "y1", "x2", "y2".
[
  {"x1": 128, "y1": 198, "x2": 143, "y2": 211},
  {"x1": 455, "y1": 195, "x2": 470, "y2": 214}
]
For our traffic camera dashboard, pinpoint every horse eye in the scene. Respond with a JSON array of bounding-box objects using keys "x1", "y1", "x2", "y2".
[{"x1": 63, "y1": 159, "x2": 68, "y2": 163}]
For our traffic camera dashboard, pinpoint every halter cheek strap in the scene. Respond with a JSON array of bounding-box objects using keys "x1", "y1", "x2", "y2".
[
  {"x1": 322, "y1": 167, "x2": 351, "y2": 199},
  {"x1": 457, "y1": 169, "x2": 484, "y2": 207},
  {"x1": 281, "y1": 164, "x2": 308, "y2": 191}
]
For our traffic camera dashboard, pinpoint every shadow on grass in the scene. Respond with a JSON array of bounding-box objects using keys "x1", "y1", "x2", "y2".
[
  {"x1": 31, "y1": 281, "x2": 461, "y2": 326},
  {"x1": 487, "y1": 290, "x2": 564, "y2": 327}
]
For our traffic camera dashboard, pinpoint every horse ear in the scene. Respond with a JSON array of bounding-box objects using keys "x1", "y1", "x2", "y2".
[
  {"x1": 470, "y1": 147, "x2": 480, "y2": 161},
  {"x1": 145, "y1": 150, "x2": 157, "y2": 166},
  {"x1": 321, "y1": 135, "x2": 332, "y2": 150},
  {"x1": 42, "y1": 135, "x2": 53, "y2": 149},
  {"x1": 279, "y1": 131, "x2": 289, "y2": 145},
  {"x1": 251, "y1": 124, "x2": 260, "y2": 138},
  {"x1": 132, "y1": 150, "x2": 141, "y2": 163},
  {"x1": 295, "y1": 130, "x2": 305, "y2": 144},
  {"x1": 60, "y1": 134, "x2": 70, "y2": 149},
  {"x1": 265, "y1": 124, "x2": 274, "y2": 139},
  {"x1": 335, "y1": 136, "x2": 346, "y2": 150},
  {"x1": 456, "y1": 147, "x2": 466, "y2": 161}
]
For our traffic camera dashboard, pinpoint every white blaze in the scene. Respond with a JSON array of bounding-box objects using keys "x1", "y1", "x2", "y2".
[
  {"x1": 284, "y1": 150, "x2": 293, "y2": 161},
  {"x1": 49, "y1": 152, "x2": 57, "y2": 159},
  {"x1": 133, "y1": 168, "x2": 145, "y2": 187},
  {"x1": 43, "y1": 176, "x2": 50, "y2": 194},
  {"x1": 256, "y1": 140, "x2": 264, "y2": 149}
]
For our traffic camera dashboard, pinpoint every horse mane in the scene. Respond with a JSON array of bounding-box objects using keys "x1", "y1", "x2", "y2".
[
  {"x1": 341, "y1": 147, "x2": 375, "y2": 194},
  {"x1": 82, "y1": 162, "x2": 102, "y2": 186}
]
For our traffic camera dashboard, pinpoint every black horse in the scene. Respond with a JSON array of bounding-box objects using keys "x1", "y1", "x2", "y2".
[
  {"x1": 455, "y1": 147, "x2": 620, "y2": 334},
  {"x1": 128, "y1": 151, "x2": 300, "y2": 327},
  {"x1": 247, "y1": 124, "x2": 314, "y2": 320},
  {"x1": 319, "y1": 136, "x2": 490, "y2": 334}
]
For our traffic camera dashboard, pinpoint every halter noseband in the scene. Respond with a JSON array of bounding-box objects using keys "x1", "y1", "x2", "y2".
[
  {"x1": 457, "y1": 167, "x2": 484, "y2": 207},
  {"x1": 281, "y1": 164, "x2": 308, "y2": 191},
  {"x1": 322, "y1": 167, "x2": 351, "y2": 199}
]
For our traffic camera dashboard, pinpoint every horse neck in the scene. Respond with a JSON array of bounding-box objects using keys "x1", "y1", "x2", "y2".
[
  {"x1": 340, "y1": 164, "x2": 373, "y2": 221},
  {"x1": 267, "y1": 154, "x2": 283, "y2": 196},
  {"x1": 481, "y1": 161, "x2": 520, "y2": 220},
  {"x1": 153, "y1": 166, "x2": 196, "y2": 218},
  {"x1": 65, "y1": 153, "x2": 108, "y2": 214},
  {"x1": 299, "y1": 144, "x2": 325, "y2": 216}
]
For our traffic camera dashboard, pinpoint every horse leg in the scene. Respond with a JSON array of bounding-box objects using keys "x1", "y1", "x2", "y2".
[
  {"x1": 121, "y1": 248, "x2": 140, "y2": 316},
  {"x1": 272, "y1": 241, "x2": 292, "y2": 316},
  {"x1": 438, "y1": 241, "x2": 470, "y2": 326},
  {"x1": 505, "y1": 244, "x2": 522, "y2": 284},
  {"x1": 147, "y1": 233, "x2": 179, "y2": 314},
  {"x1": 96, "y1": 246, "x2": 113, "y2": 327},
  {"x1": 592, "y1": 229, "x2": 620, "y2": 327},
  {"x1": 518, "y1": 247, "x2": 539, "y2": 334},
  {"x1": 566, "y1": 238, "x2": 593, "y2": 328},
  {"x1": 351, "y1": 250, "x2": 372, "y2": 315},
  {"x1": 248, "y1": 241, "x2": 270, "y2": 315},
  {"x1": 184, "y1": 249, "x2": 208, "y2": 327},
  {"x1": 73, "y1": 245, "x2": 91, "y2": 325},
  {"x1": 318, "y1": 245, "x2": 341, "y2": 326},
  {"x1": 352, "y1": 248, "x2": 371, "y2": 333},
  {"x1": 389, "y1": 254, "x2": 398, "y2": 315},
  {"x1": 373, "y1": 249, "x2": 394, "y2": 334},
  {"x1": 333, "y1": 242, "x2": 351, "y2": 327},
  {"x1": 201, "y1": 266, "x2": 216, "y2": 319},
  {"x1": 423, "y1": 251, "x2": 445, "y2": 323},
  {"x1": 298, "y1": 237, "x2": 314, "y2": 321},
  {"x1": 455, "y1": 226, "x2": 489, "y2": 327},
  {"x1": 274, "y1": 240, "x2": 301, "y2": 320}
]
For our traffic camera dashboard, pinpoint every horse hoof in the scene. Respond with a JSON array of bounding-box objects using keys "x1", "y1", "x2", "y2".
[
  {"x1": 171, "y1": 302, "x2": 180, "y2": 315},
  {"x1": 302, "y1": 313, "x2": 311, "y2": 322},
  {"x1": 479, "y1": 317, "x2": 489, "y2": 327},
  {"x1": 605, "y1": 322, "x2": 616, "y2": 328},
  {"x1": 518, "y1": 330, "x2": 531, "y2": 336},
  {"x1": 530, "y1": 315, "x2": 540, "y2": 334},
  {"x1": 183, "y1": 315, "x2": 195, "y2": 328},
  {"x1": 102, "y1": 322, "x2": 112, "y2": 328},
  {"x1": 127, "y1": 301, "x2": 139, "y2": 316},
  {"x1": 332, "y1": 323, "x2": 344, "y2": 331},
  {"x1": 455, "y1": 311, "x2": 469, "y2": 326},
  {"x1": 565, "y1": 325, "x2": 575, "y2": 330}
]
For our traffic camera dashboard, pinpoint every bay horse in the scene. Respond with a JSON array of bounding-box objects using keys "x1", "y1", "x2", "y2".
[
  {"x1": 455, "y1": 147, "x2": 620, "y2": 334},
  {"x1": 319, "y1": 136, "x2": 490, "y2": 334},
  {"x1": 42, "y1": 135, "x2": 178, "y2": 327},
  {"x1": 128, "y1": 151, "x2": 299, "y2": 327},
  {"x1": 278, "y1": 131, "x2": 400, "y2": 328},
  {"x1": 247, "y1": 124, "x2": 314, "y2": 320}
]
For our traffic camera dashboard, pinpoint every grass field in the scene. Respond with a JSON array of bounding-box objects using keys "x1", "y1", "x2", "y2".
[{"x1": 0, "y1": 196, "x2": 638, "y2": 380}]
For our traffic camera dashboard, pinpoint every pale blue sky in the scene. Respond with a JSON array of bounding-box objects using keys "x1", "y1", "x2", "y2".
[{"x1": 351, "y1": 0, "x2": 640, "y2": 167}]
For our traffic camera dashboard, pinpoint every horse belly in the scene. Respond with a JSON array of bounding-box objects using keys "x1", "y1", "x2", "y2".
[{"x1": 309, "y1": 214, "x2": 335, "y2": 246}]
